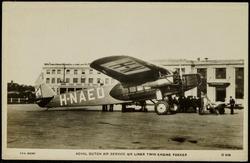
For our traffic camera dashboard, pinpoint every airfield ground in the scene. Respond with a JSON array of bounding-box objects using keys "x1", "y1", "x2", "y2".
[{"x1": 6, "y1": 104, "x2": 243, "y2": 150}]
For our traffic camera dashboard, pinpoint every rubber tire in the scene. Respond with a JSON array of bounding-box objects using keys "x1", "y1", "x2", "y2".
[{"x1": 155, "y1": 101, "x2": 170, "y2": 115}]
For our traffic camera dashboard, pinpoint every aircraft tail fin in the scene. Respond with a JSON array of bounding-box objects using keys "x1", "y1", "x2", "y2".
[{"x1": 35, "y1": 73, "x2": 56, "y2": 99}]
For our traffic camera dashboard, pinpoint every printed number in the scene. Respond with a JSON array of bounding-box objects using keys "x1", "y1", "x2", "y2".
[{"x1": 221, "y1": 153, "x2": 231, "y2": 157}]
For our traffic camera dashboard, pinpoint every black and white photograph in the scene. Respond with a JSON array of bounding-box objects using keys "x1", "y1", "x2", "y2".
[{"x1": 2, "y1": 2, "x2": 248, "y2": 161}]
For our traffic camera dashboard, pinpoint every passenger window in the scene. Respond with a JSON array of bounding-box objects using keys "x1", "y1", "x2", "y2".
[
  {"x1": 129, "y1": 87, "x2": 136, "y2": 93},
  {"x1": 137, "y1": 86, "x2": 143, "y2": 91},
  {"x1": 123, "y1": 88, "x2": 129, "y2": 94},
  {"x1": 144, "y1": 86, "x2": 151, "y2": 90}
]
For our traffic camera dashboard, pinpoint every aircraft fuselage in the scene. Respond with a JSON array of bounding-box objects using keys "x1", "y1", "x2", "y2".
[{"x1": 38, "y1": 73, "x2": 201, "y2": 108}]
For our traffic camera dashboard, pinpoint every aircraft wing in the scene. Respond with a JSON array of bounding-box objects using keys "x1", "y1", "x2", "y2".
[{"x1": 90, "y1": 56, "x2": 171, "y2": 84}]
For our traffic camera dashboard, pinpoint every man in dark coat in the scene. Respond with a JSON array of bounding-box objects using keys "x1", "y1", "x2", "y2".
[{"x1": 229, "y1": 96, "x2": 235, "y2": 114}]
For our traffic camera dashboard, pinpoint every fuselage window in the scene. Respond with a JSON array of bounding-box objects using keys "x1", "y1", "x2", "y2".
[
  {"x1": 129, "y1": 86, "x2": 136, "y2": 93},
  {"x1": 137, "y1": 86, "x2": 143, "y2": 91},
  {"x1": 143, "y1": 86, "x2": 151, "y2": 90},
  {"x1": 123, "y1": 88, "x2": 129, "y2": 94}
]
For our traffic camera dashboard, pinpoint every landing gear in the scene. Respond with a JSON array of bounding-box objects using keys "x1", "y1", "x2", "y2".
[
  {"x1": 154, "y1": 101, "x2": 170, "y2": 115},
  {"x1": 154, "y1": 89, "x2": 171, "y2": 115}
]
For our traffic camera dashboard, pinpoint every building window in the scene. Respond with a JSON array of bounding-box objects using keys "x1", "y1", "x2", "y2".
[
  {"x1": 89, "y1": 78, "x2": 93, "y2": 84},
  {"x1": 68, "y1": 88, "x2": 74, "y2": 93},
  {"x1": 46, "y1": 78, "x2": 50, "y2": 84},
  {"x1": 74, "y1": 70, "x2": 78, "y2": 75},
  {"x1": 51, "y1": 78, "x2": 55, "y2": 84},
  {"x1": 46, "y1": 70, "x2": 50, "y2": 74},
  {"x1": 97, "y1": 78, "x2": 101, "y2": 84},
  {"x1": 60, "y1": 88, "x2": 67, "y2": 94},
  {"x1": 57, "y1": 78, "x2": 61, "y2": 83},
  {"x1": 81, "y1": 78, "x2": 85, "y2": 83},
  {"x1": 52, "y1": 70, "x2": 56, "y2": 74},
  {"x1": 82, "y1": 70, "x2": 85, "y2": 74},
  {"x1": 97, "y1": 71, "x2": 101, "y2": 74},
  {"x1": 235, "y1": 68, "x2": 244, "y2": 99},
  {"x1": 66, "y1": 69, "x2": 70, "y2": 74},
  {"x1": 105, "y1": 78, "x2": 109, "y2": 85},
  {"x1": 57, "y1": 69, "x2": 61, "y2": 74},
  {"x1": 175, "y1": 68, "x2": 185, "y2": 74},
  {"x1": 216, "y1": 68, "x2": 226, "y2": 79},
  {"x1": 89, "y1": 69, "x2": 93, "y2": 74},
  {"x1": 66, "y1": 78, "x2": 70, "y2": 83},
  {"x1": 197, "y1": 68, "x2": 207, "y2": 97},
  {"x1": 73, "y1": 78, "x2": 78, "y2": 83}
]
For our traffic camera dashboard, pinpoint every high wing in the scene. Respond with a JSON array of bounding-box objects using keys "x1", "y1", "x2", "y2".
[{"x1": 90, "y1": 56, "x2": 171, "y2": 84}]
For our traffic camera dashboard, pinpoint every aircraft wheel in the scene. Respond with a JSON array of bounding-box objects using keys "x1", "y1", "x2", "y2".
[{"x1": 155, "y1": 101, "x2": 170, "y2": 115}]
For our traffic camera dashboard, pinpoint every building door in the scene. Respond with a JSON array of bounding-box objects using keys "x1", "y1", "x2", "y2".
[{"x1": 216, "y1": 87, "x2": 226, "y2": 102}]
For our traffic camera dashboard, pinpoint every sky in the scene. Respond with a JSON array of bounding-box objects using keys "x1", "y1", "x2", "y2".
[{"x1": 3, "y1": 2, "x2": 248, "y2": 85}]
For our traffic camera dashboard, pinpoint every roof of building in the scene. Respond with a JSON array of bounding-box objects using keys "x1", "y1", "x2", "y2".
[
  {"x1": 152, "y1": 59, "x2": 244, "y2": 66},
  {"x1": 43, "y1": 59, "x2": 244, "y2": 68}
]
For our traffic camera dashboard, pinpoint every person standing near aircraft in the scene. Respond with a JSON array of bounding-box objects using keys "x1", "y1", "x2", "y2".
[
  {"x1": 193, "y1": 96, "x2": 198, "y2": 113},
  {"x1": 229, "y1": 96, "x2": 235, "y2": 114},
  {"x1": 102, "y1": 105, "x2": 108, "y2": 111},
  {"x1": 139, "y1": 100, "x2": 147, "y2": 112},
  {"x1": 182, "y1": 96, "x2": 187, "y2": 113},
  {"x1": 199, "y1": 92, "x2": 205, "y2": 114},
  {"x1": 109, "y1": 104, "x2": 114, "y2": 112},
  {"x1": 178, "y1": 96, "x2": 184, "y2": 113},
  {"x1": 196, "y1": 96, "x2": 201, "y2": 113}
]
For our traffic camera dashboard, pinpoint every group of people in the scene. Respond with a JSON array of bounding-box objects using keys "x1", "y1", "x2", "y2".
[
  {"x1": 167, "y1": 95, "x2": 201, "y2": 113},
  {"x1": 101, "y1": 94, "x2": 236, "y2": 114},
  {"x1": 102, "y1": 104, "x2": 114, "y2": 112},
  {"x1": 167, "y1": 94, "x2": 236, "y2": 115}
]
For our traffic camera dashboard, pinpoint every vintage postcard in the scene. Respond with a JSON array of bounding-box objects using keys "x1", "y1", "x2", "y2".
[{"x1": 2, "y1": 2, "x2": 248, "y2": 161}]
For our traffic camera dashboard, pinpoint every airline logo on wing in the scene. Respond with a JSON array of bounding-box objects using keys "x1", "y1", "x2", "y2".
[
  {"x1": 59, "y1": 87, "x2": 105, "y2": 106},
  {"x1": 101, "y1": 58, "x2": 150, "y2": 75}
]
